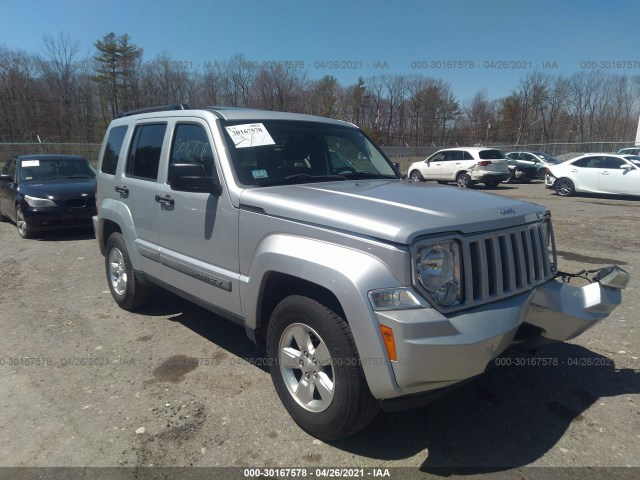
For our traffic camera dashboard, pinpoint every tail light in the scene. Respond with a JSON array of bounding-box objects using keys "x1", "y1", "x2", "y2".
[{"x1": 477, "y1": 161, "x2": 492, "y2": 167}]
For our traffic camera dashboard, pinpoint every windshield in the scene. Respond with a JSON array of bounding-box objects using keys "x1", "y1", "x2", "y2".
[
  {"x1": 624, "y1": 155, "x2": 640, "y2": 167},
  {"x1": 221, "y1": 120, "x2": 398, "y2": 186},
  {"x1": 19, "y1": 157, "x2": 96, "y2": 182},
  {"x1": 534, "y1": 152, "x2": 559, "y2": 163}
]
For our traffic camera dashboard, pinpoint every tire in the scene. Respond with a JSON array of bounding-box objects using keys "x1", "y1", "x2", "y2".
[
  {"x1": 555, "y1": 178, "x2": 575, "y2": 197},
  {"x1": 105, "y1": 232, "x2": 152, "y2": 310},
  {"x1": 484, "y1": 181, "x2": 500, "y2": 188},
  {"x1": 456, "y1": 173, "x2": 473, "y2": 188},
  {"x1": 266, "y1": 295, "x2": 379, "y2": 440},
  {"x1": 409, "y1": 170, "x2": 424, "y2": 182},
  {"x1": 15, "y1": 206, "x2": 32, "y2": 239}
]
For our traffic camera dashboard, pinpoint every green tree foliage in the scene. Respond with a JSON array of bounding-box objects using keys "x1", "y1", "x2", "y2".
[{"x1": 92, "y1": 33, "x2": 143, "y2": 121}]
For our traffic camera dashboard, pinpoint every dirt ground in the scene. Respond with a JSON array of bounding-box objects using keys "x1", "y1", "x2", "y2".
[{"x1": 0, "y1": 180, "x2": 638, "y2": 479}]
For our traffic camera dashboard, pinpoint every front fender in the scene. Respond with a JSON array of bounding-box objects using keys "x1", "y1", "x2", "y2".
[{"x1": 242, "y1": 234, "x2": 405, "y2": 398}]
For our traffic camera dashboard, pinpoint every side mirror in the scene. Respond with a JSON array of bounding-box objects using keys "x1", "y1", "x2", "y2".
[
  {"x1": 0, "y1": 173, "x2": 13, "y2": 182},
  {"x1": 620, "y1": 164, "x2": 633, "y2": 170},
  {"x1": 169, "y1": 163, "x2": 222, "y2": 195}
]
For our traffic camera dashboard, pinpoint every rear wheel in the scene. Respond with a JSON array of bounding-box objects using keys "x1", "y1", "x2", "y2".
[
  {"x1": 266, "y1": 295, "x2": 379, "y2": 440},
  {"x1": 555, "y1": 178, "x2": 575, "y2": 197},
  {"x1": 409, "y1": 170, "x2": 424, "y2": 182},
  {"x1": 456, "y1": 173, "x2": 473, "y2": 188},
  {"x1": 105, "y1": 232, "x2": 152, "y2": 310}
]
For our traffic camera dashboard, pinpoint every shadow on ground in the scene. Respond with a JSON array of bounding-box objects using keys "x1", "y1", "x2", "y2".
[{"x1": 135, "y1": 291, "x2": 640, "y2": 473}]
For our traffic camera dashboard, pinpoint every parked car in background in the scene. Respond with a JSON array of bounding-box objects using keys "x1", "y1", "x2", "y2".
[
  {"x1": 504, "y1": 158, "x2": 537, "y2": 183},
  {"x1": 0, "y1": 154, "x2": 96, "y2": 238},
  {"x1": 616, "y1": 146, "x2": 640, "y2": 156},
  {"x1": 408, "y1": 147, "x2": 510, "y2": 188},
  {"x1": 505, "y1": 151, "x2": 560, "y2": 180},
  {"x1": 545, "y1": 153, "x2": 640, "y2": 197}
]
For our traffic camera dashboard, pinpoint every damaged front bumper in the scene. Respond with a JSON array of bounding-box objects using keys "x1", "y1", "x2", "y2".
[
  {"x1": 374, "y1": 266, "x2": 629, "y2": 407},
  {"x1": 523, "y1": 265, "x2": 630, "y2": 343}
]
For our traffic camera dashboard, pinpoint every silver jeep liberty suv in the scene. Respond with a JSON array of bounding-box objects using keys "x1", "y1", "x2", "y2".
[{"x1": 94, "y1": 104, "x2": 629, "y2": 440}]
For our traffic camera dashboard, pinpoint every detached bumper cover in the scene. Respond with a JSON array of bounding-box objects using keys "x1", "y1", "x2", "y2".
[{"x1": 524, "y1": 274, "x2": 626, "y2": 342}]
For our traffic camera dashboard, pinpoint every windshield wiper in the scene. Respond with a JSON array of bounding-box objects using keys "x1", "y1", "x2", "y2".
[
  {"x1": 256, "y1": 174, "x2": 346, "y2": 187},
  {"x1": 341, "y1": 171, "x2": 394, "y2": 179}
]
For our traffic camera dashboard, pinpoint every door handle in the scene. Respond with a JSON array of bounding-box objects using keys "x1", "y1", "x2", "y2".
[
  {"x1": 155, "y1": 195, "x2": 174, "y2": 206},
  {"x1": 601, "y1": 171, "x2": 609, "y2": 175},
  {"x1": 115, "y1": 185, "x2": 129, "y2": 195}
]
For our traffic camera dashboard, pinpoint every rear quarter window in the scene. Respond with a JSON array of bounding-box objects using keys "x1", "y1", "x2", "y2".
[{"x1": 101, "y1": 126, "x2": 128, "y2": 175}]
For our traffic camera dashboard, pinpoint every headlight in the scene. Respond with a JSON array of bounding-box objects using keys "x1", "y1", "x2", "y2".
[
  {"x1": 368, "y1": 287, "x2": 426, "y2": 311},
  {"x1": 24, "y1": 195, "x2": 56, "y2": 208},
  {"x1": 416, "y1": 241, "x2": 461, "y2": 307}
]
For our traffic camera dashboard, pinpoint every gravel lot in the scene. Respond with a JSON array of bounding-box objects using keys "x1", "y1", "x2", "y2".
[{"x1": 0, "y1": 181, "x2": 638, "y2": 478}]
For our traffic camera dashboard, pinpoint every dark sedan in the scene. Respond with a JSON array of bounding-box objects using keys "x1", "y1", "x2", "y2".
[{"x1": 0, "y1": 155, "x2": 96, "y2": 238}]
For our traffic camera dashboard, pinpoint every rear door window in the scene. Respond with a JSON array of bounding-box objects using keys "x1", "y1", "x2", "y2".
[{"x1": 126, "y1": 124, "x2": 167, "y2": 180}]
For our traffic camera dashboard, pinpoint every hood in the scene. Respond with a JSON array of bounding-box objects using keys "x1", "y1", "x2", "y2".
[
  {"x1": 19, "y1": 178, "x2": 96, "y2": 200},
  {"x1": 240, "y1": 180, "x2": 548, "y2": 244}
]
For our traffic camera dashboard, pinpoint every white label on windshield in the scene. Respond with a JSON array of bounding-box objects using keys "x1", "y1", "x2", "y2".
[
  {"x1": 22, "y1": 160, "x2": 40, "y2": 167},
  {"x1": 251, "y1": 169, "x2": 269, "y2": 179},
  {"x1": 225, "y1": 123, "x2": 275, "y2": 149}
]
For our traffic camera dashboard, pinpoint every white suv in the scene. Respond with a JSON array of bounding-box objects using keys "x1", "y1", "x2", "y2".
[{"x1": 409, "y1": 147, "x2": 510, "y2": 187}]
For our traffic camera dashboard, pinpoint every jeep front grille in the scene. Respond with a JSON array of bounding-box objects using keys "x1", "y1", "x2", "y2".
[{"x1": 461, "y1": 220, "x2": 556, "y2": 308}]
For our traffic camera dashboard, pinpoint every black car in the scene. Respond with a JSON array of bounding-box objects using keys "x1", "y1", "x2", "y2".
[
  {"x1": 504, "y1": 158, "x2": 537, "y2": 183},
  {"x1": 0, "y1": 155, "x2": 96, "y2": 238}
]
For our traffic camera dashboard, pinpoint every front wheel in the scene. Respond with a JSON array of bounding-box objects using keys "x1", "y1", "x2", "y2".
[
  {"x1": 16, "y1": 206, "x2": 32, "y2": 239},
  {"x1": 266, "y1": 295, "x2": 379, "y2": 440},
  {"x1": 105, "y1": 232, "x2": 152, "y2": 310},
  {"x1": 555, "y1": 178, "x2": 575, "y2": 197}
]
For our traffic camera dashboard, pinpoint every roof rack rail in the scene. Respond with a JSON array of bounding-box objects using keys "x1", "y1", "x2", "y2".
[{"x1": 117, "y1": 103, "x2": 190, "y2": 118}]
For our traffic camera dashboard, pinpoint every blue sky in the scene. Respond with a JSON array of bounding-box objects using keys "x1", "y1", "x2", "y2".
[{"x1": 1, "y1": 0, "x2": 639, "y2": 102}]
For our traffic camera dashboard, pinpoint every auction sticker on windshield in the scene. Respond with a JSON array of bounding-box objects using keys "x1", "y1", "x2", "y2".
[
  {"x1": 22, "y1": 160, "x2": 40, "y2": 167},
  {"x1": 225, "y1": 123, "x2": 275, "y2": 148}
]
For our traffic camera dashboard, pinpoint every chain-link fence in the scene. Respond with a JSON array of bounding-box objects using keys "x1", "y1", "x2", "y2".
[{"x1": 0, "y1": 143, "x2": 101, "y2": 169}]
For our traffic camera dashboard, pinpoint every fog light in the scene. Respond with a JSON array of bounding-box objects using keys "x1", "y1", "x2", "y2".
[{"x1": 595, "y1": 266, "x2": 630, "y2": 289}]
